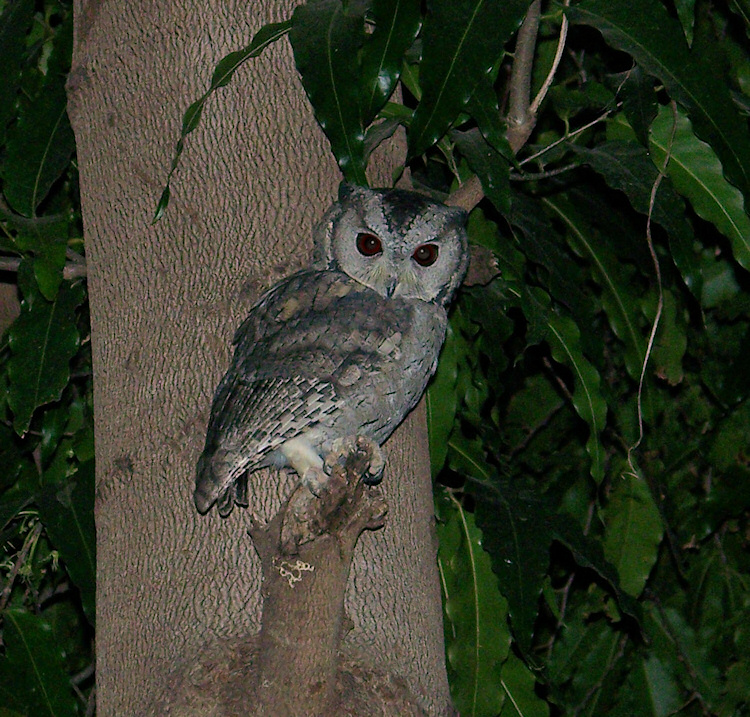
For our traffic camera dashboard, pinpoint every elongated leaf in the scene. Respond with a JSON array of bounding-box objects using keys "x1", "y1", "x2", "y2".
[
  {"x1": 8, "y1": 263, "x2": 85, "y2": 435},
  {"x1": 569, "y1": 140, "x2": 701, "y2": 296},
  {"x1": 650, "y1": 104, "x2": 750, "y2": 270},
  {"x1": 154, "y1": 21, "x2": 291, "y2": 221},
  {"x1": 498, "y1": 651, "x2": 549, "y2": 717},
  {"x1": 452, "y1": 128, "x2": 511, "y2": 213},
  {"x1": 546, "y1": 312, "x2": 608, "y2": 483},
  {"x1": 37, "y1": 461, "x2": 96, "y2": 624},
  {"x1": 448, "y1": 436, "x2": 551, "y2": 653},
  {"x1": 542, "y1": 194, "x2": 646, "y2": 380},
  {"x1": 603, "y1": 466, "x2": 663, "y2": 597},
  {"x1": 427, "y1": 324, "x2": 460, "y2": 476},
  {"x1": 437, "y1": 489, "x2": 511, "y2": 717},
  {"x1": 291, "y1": 0, "x2": 367, "y2": 184},
  {"x1": 360, "y1": 0, "x2": 421, "y2": 123},
  {"x1": 615, "y1": 65, "x2": 658, "y2": 147},
  {"x1": 0, "y1": 0, "x2": 33, "y2": 147},
  {"x1": 408, "y1": 0, "x2": 531, "y2": 157},
  {"x1": 568, "y1": 0, "x2": 750, "y2": 204},
  {"x1": 2, "y1": 86, "x2": 74, "y2": 219},
  {"x1": 0, "y1": 610, "x2": 77, "y2": 715}
]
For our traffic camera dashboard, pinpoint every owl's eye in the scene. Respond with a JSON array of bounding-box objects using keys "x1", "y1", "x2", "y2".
[
  {"x1": 356, "y1": 232, "x2": 383, "y2": 256},
  {"x1": 412, "y1": 243, "x2": 439, "y2": 267}
]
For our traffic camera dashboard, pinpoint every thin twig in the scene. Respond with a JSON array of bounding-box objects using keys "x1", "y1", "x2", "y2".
[
  {"x1": 0, "y1": 521, "x2": 44, "y2": 614},
  {"x1": 529, "y1": 0, "x2": 570, "y2": 115},
  {"x1": 0, "y1": 255, "x2": 87, "y2": 280}
]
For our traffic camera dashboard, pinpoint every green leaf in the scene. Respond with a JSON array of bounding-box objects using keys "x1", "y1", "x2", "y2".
[
  {"x1": 436, "y1": 489, "x2": 511, "y2": 717},
  {"x1": 568, "y1": 0, "x2": 750, "y2": 204},
  {"x1": 602, "y1": 467, "x2": 663, "y2": 597},
  {"x1": 542, "y1": 194, "x2": 647, "y2": 380},
  {"x1": 452, "y1": 128, "x2": 511, "y2": 213},
  {"x1": 449, "y1": 441, "x2": 551, "y2": 653},
  {"x1": 427, "y1": 324, "x2": 460, "y2": 476},
  {"x1": 649, "y1": 104, "x2": 750, "y2": 271},
  {"x1": 545, "y1": 312, "x2": 608, "y2": 484},
  {"x1": 2, "y1": 87, "x2": 74, "y2": 219},
  {"x1": 615, "y1": 65, "x2": 658, "y2": 147},
  {"x1": 408, "y1": 0, "x2": 531, "y2": 157},
  {"x1": 360, "y1": 0, "x2": 421, "y2": 123},
  {"x1": 0, "y1": 610, "x2": 77, "y2": 715},
  {"x1": 1, "y1": 16, "x2": 74, "y2": 217},
  {"x1": 154, "y1": 21, "x2": 291, "y2": 220},
  {"x1": 0, "y1": 0, "x2": 33, "y2": 148},
  {"x1": 291, "y1": 0, "x2": 367, "y2": 184},
  {"x1": 498, "y1": 650, "x2": 549, "y2": 717},
  {"x1": 8, "y1": 264, "x2": 85, "y2": 436},
  {"x1": 36, "y1": 461, "x2": 96, "y2": 625}
]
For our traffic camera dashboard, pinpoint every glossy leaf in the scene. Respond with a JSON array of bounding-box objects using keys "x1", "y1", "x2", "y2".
[
  {"x1": 360, "y1": 0, "x2": 421, "y2": 123},
  {"x1": 408, "y1": 0, "x2": 531, "y2": 157},
  {"x1": 427, "y1": 324, "x2": 461, "y2": 476},
  {"x1": 0, "y1": 0, "x2": 33, "y2": 148},
  {"x1": 8, "y1": 264, "x2": 85, "y2": 435},
  {"x1": 437, "y1": 490, "x2": 511, "y2": 716},
  {"x1": 546, "y1": 312, "x2": 608, "y2": 483},
  {"x1": 615, "y1": 65, "x2": 658, "y2": 147},
  {"x1": 154, "y1": 21, "x2": 291, "y2": 220},
  {"x1": 1, "y1": 15, "x2": 74, "y2": 217},
  {"x1": 650, "y1": 104, "x2": 750, "y2": 271},
  {"x1": 37, "y1": 461, "x2": 96, "y2": 624},
  {"x1": 452, "y1": 128, "x2": 511, "y2": 213},
  {"x1": 291, "y1": 0, "x2": 367, "y2": 184},
  {"x1": 602, "y1": 467, "x2": 663, "y2": 597},
  {"x1": 0, "y1": 610, "x2": 77, "y2": 715},
  {"x1": 568, "y1": 0, "x2": 750, "y2": 203},
  {"x1": 498, "y1": 651, "x2": 549, "y2": 717}
]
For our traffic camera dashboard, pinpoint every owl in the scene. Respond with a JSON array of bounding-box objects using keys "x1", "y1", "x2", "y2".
[{"x1": 195, "y1": 184, "x2": 469, "y2": 517}]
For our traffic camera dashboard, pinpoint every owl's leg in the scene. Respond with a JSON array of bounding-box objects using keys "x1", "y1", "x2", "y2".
[{"x1": 279, "y1": 437, "x2": 328, "y2": 495}]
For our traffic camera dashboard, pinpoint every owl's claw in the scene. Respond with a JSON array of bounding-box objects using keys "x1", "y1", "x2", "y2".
[{"x1": 328, "y1": 436, "x2": 384, "y2": 486}]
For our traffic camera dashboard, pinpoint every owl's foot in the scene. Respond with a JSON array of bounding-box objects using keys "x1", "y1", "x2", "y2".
[
  {"x1": 328, "y1": 435, "x2": 385, "y2": 486},
  {"x1": 280, "y1": 436, "x2": 387, "y2": 553}
]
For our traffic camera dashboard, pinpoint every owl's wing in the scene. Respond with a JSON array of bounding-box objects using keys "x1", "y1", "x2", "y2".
[{"x1": 195, "y1": 270, "x2": 381, "y2": 515}]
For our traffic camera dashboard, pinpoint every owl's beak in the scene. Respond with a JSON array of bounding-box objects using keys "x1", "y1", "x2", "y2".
[{"x1": 384, "y1": 276, "x2": 398, "y2": 298}]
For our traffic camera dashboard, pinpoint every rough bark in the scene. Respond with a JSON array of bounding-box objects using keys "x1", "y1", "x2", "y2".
[{"x1": 68, "y1": 1, "x2": 452, "y2": 714}]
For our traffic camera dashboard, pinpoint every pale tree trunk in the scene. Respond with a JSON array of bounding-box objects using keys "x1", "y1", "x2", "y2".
[{"x1": 67, "y1": 1, "x2": 453, "y2": 714}]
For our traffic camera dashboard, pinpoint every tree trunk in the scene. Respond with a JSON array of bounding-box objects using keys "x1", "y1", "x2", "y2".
[{"x1": 68, "y1": 1, "x2": 452, "y2": 714}]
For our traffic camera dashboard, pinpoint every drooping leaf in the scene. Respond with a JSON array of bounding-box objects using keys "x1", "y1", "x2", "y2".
[
  {"x1": 360, "y1": 0, "x2": 421, "y2": 123},
  {"x1": 568, "y1": 0, "x2": 750, "y2": 204},
  {"x1": 649, "y1": 104, "x2": 750, "y2": 271},
  {"x1": 291, "y1": 0, "x2": 368, "y2": 184},
  {"x1": 427, "y1": 324, "x2": 461, "y2": 476},
  {"x1": 0, "y1": 0, "x2": 33, "y2": 148},
  {"x1": 1, "y1": 14, "x2": 74, "y2": 217},
  {"x1": 498, "y1": 650, "x2": 549, "y2": 717},
  {"x1": 545, "y1": 311, "x2": 608, "y2": 484},
  {"x1": 154, "y1": 20, "x2": 292, "y2": 221},
  {"x1": 8, "y1": 263, "x2": 85, "y2": 435},
  {"x1": 408, "y1": 0, "x2": 531, "y2": 157},
  {"x1": 614, "y1": 65, "x2": 658, "y2": 147},
  {"x1": 36, "y1": 461, "x2": 96, "y2": 625},
  {"x1": 452, "y1": 128, "x2": 511, "y2": 213},
  {"x1": 0, "y1": 610, "x2": 77, "y2": 716},
  {"x1": 542, "y1": 194, "x2": 646, "y2": 379},
  {"x1": 602, "y1": 466, "x2": 663, "y2": 597},
  {"x1": 568, "y1": 140, "x2": 702, "y2": 297},
  {"x1": 448, "y1": 437, "x2": 552, "y2": 653},
  {"x1": 437, "y1": 489, "x2": 511, "y2": 717}
]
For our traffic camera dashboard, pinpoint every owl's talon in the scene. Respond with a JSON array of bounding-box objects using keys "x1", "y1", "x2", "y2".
[{"x1": 301, "y1": 466, "x2": 329, "y2": 497}]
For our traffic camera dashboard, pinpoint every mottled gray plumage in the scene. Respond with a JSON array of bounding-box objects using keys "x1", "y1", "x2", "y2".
[{"x1": 195, "y1": 184, "x2": 468, "y2": 516}]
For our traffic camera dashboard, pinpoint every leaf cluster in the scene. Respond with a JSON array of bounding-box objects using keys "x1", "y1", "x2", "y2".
[{"x1": 0, "y1": 0, "x2": 94, "y2": 714}]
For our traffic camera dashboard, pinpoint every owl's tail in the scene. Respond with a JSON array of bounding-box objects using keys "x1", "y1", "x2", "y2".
[{"x1": 195, "y1": 449, "x2": 247, "y2": 517}]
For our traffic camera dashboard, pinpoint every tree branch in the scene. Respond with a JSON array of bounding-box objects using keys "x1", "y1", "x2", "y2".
[{"x1": 0, "y1": 255, "x2": 87, "y2": 280}]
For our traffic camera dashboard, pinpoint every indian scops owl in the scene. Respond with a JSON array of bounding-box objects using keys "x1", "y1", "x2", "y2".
[{"x1": 195, "y1": 184, "x2": 469, "y2": 516}]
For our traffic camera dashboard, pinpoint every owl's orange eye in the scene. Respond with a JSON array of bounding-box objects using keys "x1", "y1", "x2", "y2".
[
  {"x1": 412, "y1": 243, "x2": 439, "y2": 266},
  {"x1": 356, "y1": 233, "x2": 383, "y2": 256}
]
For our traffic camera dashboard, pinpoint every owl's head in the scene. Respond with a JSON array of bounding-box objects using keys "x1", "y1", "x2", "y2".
[{"x1": 313, "y1": 184, "x2": 469, "y2": 305}]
